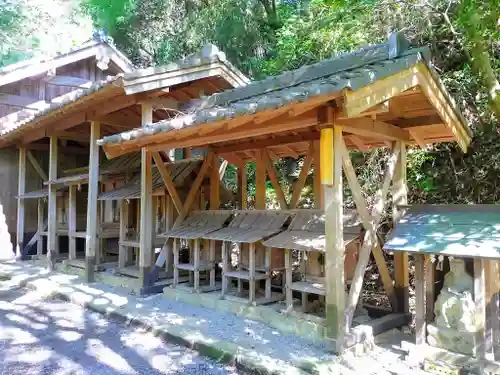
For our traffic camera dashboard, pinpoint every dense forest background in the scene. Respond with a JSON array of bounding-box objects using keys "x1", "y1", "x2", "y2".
[{"x1": 1, "y1": 0, "x2": 498, "y2": 213}]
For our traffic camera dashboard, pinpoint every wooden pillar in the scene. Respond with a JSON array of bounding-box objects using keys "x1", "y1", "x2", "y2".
[
  {"x1": 16, "y1": 147, "x2": 26, "y2": 258},
  {"x1": 37, "y1": 199, "x2": 44, "y2": 256},
  {"x1": 237, "y1": 162, "x2": 247, "y2": 209},
  {"x1": 68, "y1": 185, "x2": 77, "y2": 260},
  {"x1": 85, "y1": 121, "x2": 100, "y2": 282},
  {"x1": 392, "y1": 141, "x2": 409, "y2": 313},
  {"x1": 322, "y1": 123, "x2": 345, "y2": 353},
  {"x1": 118, "y1": 199, "x2": 129, "y2": 269},
  {"x1": 474, "y1": 258, "x2": 492, "y2": 360},
  {"x1": 313, "y1": 140, "x2": 323, "y2": 209},
  {"x1": 425, "y1": 256, "x2": 435, "y2": 325},
  {"x1": 139, "y1": 103, "x2": 154, "y2": 288},
  {"x1": 255, "y1": 150, "x2": 266, "y2": 210},
  {"x1": 47, "y1": 135, "x2": 58, "y2": 270},
  {"x1": 209, "y1": 153, "x2": 220, "y2": 287},
  {"x1": 414, "y1": 254, "x2": 426, "y2": 346}
]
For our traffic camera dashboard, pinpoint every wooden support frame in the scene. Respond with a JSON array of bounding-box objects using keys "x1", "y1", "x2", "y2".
[
  {"x1": 392, "y1": 141, "x2": 409, "y2": 313},
  {"x1": 290, "y1": 143, "x2": 314, "y2": 209},
  {"x1": 85, "y1": 121, "x2": 100, "y2": 282},
  {"x1": 118, "y1": 199, "x2": 130, "y2": 270},
  {"x1": 27, "y1": 150, "x2": 48, "y2": 181},
  {"x1": 263, "y1": 149, "x2": 288, "y2": 209},
  {"x1": 151, "y1": 151, "x2": 183, "y2": 214},
  {"x1": 414, "y1": 254, "x2": 426, "y2": 346},
  {"x1": 238, "y1": 162, "x2": 247, "y2": 209},
  {"x1": 139, "y1": 103, "x2": 154, "y2": 288},
  {"x1": 68, "y1": 185, "x2": 77, "y2": 260},
  {"x1": 37, "y1": 199, "x2": 44, "y2": 256},
  {"x1": 341, "y1": 139, "x2": 400, "y2": 329},
  {"x1": 47, "y1": 135, "x2": 58, "y2": 270},
  {"x1": 16, "y1": 147, "x2": 26, "y2": 258},
  {"x1": 474, "y1": 258, "x2": 493, "y2": 360}
]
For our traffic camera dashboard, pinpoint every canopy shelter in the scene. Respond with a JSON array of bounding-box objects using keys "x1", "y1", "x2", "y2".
[
  {"x1": 384, "y1": 205, "x2": 500, "y2": 361},
  {"x1": 161, "y1": 210, "x2": 234, "y2": 293},
  {"x1": 262, "y1": 209, "x2": 362, "y2": 315},
  {"x1": 203, "y1": 210, "x2": 292, "y2": 305},
  {"x1": 96, "y1": 33, "x2": 471, "y2": 352},
  {"x1": 4, "y1": 42, "x2": 248, "y2": 280}
]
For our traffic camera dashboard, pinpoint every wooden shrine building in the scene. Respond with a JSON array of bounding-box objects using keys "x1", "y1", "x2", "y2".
[
  {"x1": 97, "y1": 33, "x2": 472, "y2": 352},
  {"x1": 0, "y1": 36, "x2": 248, "y2": 281}
]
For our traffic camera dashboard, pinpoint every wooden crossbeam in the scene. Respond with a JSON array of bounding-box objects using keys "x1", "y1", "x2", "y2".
[
  {"x1": 339, "y1": 117, "x2": 411, "y2": 142},
  {"x1": 27, "y1": 150, "x2": 48, "y2": 181},
  {"x1": 151, "y1": 152, "x2": 183, "y2": 214},
  {"x1": 263, "y1": 149, "x2": 288, "y2": 209},
  {"x1": 290, "y1": 142, "x2": 314, "y2": 209},
  {"x1": 341, "y1": 139, "x2": 400, "y2": 330}
]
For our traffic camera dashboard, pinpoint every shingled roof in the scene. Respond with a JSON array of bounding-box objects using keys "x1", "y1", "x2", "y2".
[{"x1": 98, "y1": 33, "x2": 471, "y2": 150}]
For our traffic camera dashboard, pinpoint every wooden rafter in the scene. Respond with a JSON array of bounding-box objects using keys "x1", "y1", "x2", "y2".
[{"x1": 339, "y1": 117, "x2": 411, "y2": 142}]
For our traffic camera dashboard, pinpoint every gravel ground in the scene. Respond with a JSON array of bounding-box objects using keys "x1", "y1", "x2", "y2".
[{"x1": 0, "y1": 288, "x2": 243, "y2": 375}]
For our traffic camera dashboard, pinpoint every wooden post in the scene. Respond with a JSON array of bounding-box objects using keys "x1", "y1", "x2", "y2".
[
  {"x1": 249, "y1": 242, "x2": 256, "y2": 303},
  {"x1": 265, "y1": 247, "x2": 272, "y2": 300},
  {"x1": 16, "y1": 147, "x2": 26, "y2": 258},
  {"x1": 321, "y1": 121, "x2": 345, "y2": 353},
  {"x1": 37, "y1": 199, "x2": 44, "y2": 256},
  {"x1": 209, "y1": 153, "x2": 220, "y2": 287},
  {"x1": 414, "y1": 254, "x2": 426, "y2": 346},
  {"x1": 118, "y1": 200, "x2": 129, "y2": 270},
  {"x1": 139, "y1": 103, "x2": 154, "y2": 288},
  {"x1": 284, "y1": 248, "x2": 293, "y2": 311},
  {"x1": 392, "y1": 141, "x2": 409, "y2": 313},
  {"x1": 237, "y1": 162, "x2": 247, "y2": 209},
  {"x1": 85, "y1": 121, "x2": 100, "y2": 282},
  {"x1": 313, "y1": 140, "x2": 323, "y2": 209},
  {"x1": 425, "y1": 256, "x2": 435, "y2": 324},
  {"x1": 221, "y1": 241, "x2": 228, "y2": 296},
  {"x1": 47, "y1": 135, "x2": 58, "y2": 270},
  {"x1": 474, "y1": 258, "x2": 492, "y2": 360},
  {"x1": 68, "y1": 185, "x2": 76, "y2": 260},
  {"x1": 173, "y1": 239, "x2": 179, "y2": 287},
  {"x1": 193, "y1": 238, "x2": 200, "y2": 292}
]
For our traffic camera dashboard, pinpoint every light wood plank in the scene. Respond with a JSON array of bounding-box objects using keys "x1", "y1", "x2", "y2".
[
  {"x1": 425, "y1": 256, "x2": 435, "y2": 324},
  {"x1": 255, "y1": 150, "x2": 266, "y2": 210},
  {"x1": 263, "y1": 149, "x2": 288, "y2": 209},
  {"x1": 151, "y1": 151, "x2": 183, "y2": 214}
]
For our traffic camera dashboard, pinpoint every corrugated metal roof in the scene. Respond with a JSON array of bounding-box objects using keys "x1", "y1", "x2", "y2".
[
  {"x1": 98, "y1": 38, "x2": 435, "y2": 147},
  {"x1": 384, "y1": 205, "x2": 500, "y2": 259}
]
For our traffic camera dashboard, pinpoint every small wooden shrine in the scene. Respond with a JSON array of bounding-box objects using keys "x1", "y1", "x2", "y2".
[
  {"x1": 385, "y1": 205, "x2": 500, "y2": 361},
  {"x1": 96, "y1": 33, "x2": 472, "y2": 352}
]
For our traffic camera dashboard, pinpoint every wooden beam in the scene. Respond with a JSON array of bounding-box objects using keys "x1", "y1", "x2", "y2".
[
  {"x1": 151, "y1": 152, "x2": 183, "y2": 214},
  {"x1": 16, "y1": 147, "x2": 26, "y2": 258},
  {"x1": 22, "y1": 143, "x2": 89, "y2": 155},
  {"x1": 347, "y1": 135, "x2": 367, "y2": 151},
  {"x1": 322, "y1": 123, "x2": 345, "y2": 353},
  {"x1": 47, "y1": 135, "x2": 58, "y2": 271},
  {"x1": 27, "y1": 150, "x2": 48, "y2": 181},
  {"x1": 68, "y1": 185, "x2": 76, "y2": 260},
  {"x1": 313, "y1": 140, "x2": 323, "y2": 209},
  {"x1": 56, "y1": 131, "x2": 91, "y2": 142},
  {"x1": 409, "y1": 129, "x2": 427, "y2": 149},
  {"x1": 392, "y1": 141, "x2": 409, "y2": 314},
  {"x1": 85, "y1": 121, "x2": 100, "y2": 282},
  {"x1": 338, "y1": 117, "x2": 411, "y2": 142},
  {"x1": 290, "y1": 143, "x2": 314, "y2": 209},
  {"x1": 389, "y1": 115, "x2": 443, "y2": 128},
  {"x1": 44, "y1": 75, "x2": 93, "y2": 88},
  {"x1": 140, "y1": 96, "x2": 179, "y2": 111},
  {"x1": 263, "y1": 149, "x2": 288, "y2": 209},
  {"x1": 139, "y1": 103, "x2": 154, "y2": 288}
]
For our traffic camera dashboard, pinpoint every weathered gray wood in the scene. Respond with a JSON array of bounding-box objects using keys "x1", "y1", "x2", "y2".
[
  {"x1": 473, "y1": 258, "x2": 491, "y2": 360},
  {"x1": 209, "y1": 240, "x2": 216, "y2": 288},
  {"x1": 414, "y1": 254, "x2": 426, "y2": 346},
  {"x1": 221, "y1": 241, "x2": 228, "y2": 296},
  {"x1": 27, "y1": 150, "x2": 48, "y2": 181},
  {"x1": 193, "y1": 239, "x2": 201, "y2": 292},
  {"x1": 118, "y1": 200, "x2": 129, "y2": 269},
  {"x1": 322, "y1": 124, "x2": 345, "y2": 353},
  {"x1": 173, "y1": 239, "x2": 179, "y2": 287},
  {"x1": 37, "y1": 199, "x2": 44, "y2": 255},
  {"x1": 16, "y1": 147, "x2": 26, "y2": 258},
  {"x1": 425, "y1": 256, "x2": 435, "y2": 324},
  {"x1": 47, "y1": 136, "x2": 58, "y2": 270},
  {"x1": 284, "y1": 249, "x2": 293, "y2": 312},
  {"x1": 265, "y1": 247, "x2": 272, "y2": 300},
  {"x1": 85, "y1": 121, "x2": 100, "y2": 282},
  {"x1": 68, "y1": 185, "x2": 76, "y2": 260},
  {"x1": 249, "y1": 242, "x2": 256, "y2": 303}
]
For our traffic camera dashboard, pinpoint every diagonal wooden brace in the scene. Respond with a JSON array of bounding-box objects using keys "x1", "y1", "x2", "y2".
[{"x1": 341, "y1": 139, "x2": 400, "y2": 330}]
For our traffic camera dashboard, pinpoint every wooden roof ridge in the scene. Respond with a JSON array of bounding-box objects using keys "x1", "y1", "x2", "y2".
[
  {"x1": 98, "y1": 33, "x2": 471, "y2": 155},
  {"x1": 0, "y1": 39, "x2": 134, "y2": 87}
]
